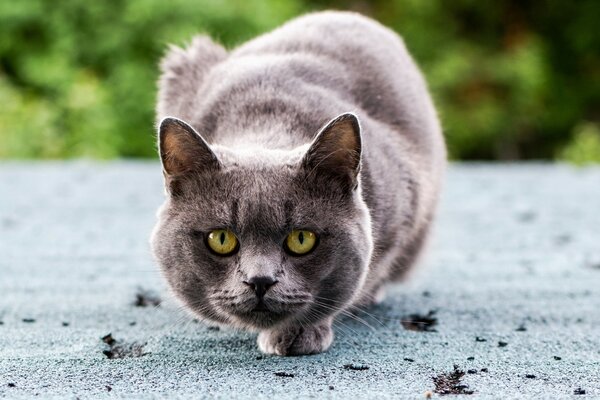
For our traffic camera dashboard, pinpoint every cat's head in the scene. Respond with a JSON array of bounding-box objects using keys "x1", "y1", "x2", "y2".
[{"x1": 150, "y1": 113, "x2": 373, "y2": 330}]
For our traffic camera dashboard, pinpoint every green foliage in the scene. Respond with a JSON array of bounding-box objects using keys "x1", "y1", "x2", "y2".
[
  {"x1": 0, "y1": 0, "x2": 598, "y2": 161},
  {"x1": 559, "y1": 122, "x2": 600, "y2": 165}
]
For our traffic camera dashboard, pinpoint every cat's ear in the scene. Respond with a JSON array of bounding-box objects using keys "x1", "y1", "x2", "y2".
[
  {"x1": 302, "y1": 113, "x2": 362, "y2": 190},
  {"x1": 158, "y1": 117, "x2": 220, "y2": 191}
]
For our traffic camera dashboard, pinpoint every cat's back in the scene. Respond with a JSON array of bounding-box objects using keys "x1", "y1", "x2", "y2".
[
  {"x1": 194, "y1": 12, "x2": 440, "y2": 155},
  {"x1": 159, "y1": 11, "x2": 443, "y2": 164},
  {"x1": 231, "y1": 11, "x2": 430, "y2": 125}
]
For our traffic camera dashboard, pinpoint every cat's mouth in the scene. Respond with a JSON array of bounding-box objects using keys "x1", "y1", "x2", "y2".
[
  {"x1": 207, "y1": 292, "x2": 313, "y2": 329},
  {"x1": 251, "y1": 301, "x2": 270, "y2": 313}
]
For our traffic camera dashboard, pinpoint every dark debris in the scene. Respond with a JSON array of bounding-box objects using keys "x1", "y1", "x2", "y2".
[
  {"x1": 401, "y1": 310, "x2": 438, "y2": 332},
  {"x1": 344, "y1": 364, "x2": 370, "y2": 371},
  {"x1": 432, "y1": 365, "x2": 474, "y2": 396},
  {"x1": 101, "y1": 333, "x2": 147, "y2": 359},
  {"x1": 134, "y1": 288, "x2": 161, "y2": 307}
]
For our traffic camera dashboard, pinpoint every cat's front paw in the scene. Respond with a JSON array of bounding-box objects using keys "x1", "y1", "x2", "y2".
[{"x1": 257, "y1": 320, "x2": 333, "y2": 356}]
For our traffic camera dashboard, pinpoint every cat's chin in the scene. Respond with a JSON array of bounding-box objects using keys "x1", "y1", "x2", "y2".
[{"x1": 230, "y1": 309, "x2": 292, "y2": 330}]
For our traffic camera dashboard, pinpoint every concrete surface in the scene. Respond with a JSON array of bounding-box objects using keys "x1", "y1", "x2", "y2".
[{"x1": 0, "y1": 162, "x2": 599, "y2": 399}]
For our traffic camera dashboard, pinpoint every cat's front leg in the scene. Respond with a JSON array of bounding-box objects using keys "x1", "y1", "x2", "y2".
[{"x1": 257, "y1": 318, "x2": 334, "y2": 356}]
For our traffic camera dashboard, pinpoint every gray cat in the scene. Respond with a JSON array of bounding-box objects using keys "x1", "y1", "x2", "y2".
[{"x1": 151, "y1": 11, "x2": 446, "y2": 356}]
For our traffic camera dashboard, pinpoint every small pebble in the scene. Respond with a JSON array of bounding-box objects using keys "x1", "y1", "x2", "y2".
[
  {"x1": 274, "y1": 372, "x2": 294, "y2": 378},
  {"x1": 343, "y1": 364, "x2": 369, "y2": 371}
]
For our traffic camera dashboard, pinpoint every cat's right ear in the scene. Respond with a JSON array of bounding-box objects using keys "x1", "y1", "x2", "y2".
[{"x1": 158, "y1": 117, "x2": 220, "y2": 193}]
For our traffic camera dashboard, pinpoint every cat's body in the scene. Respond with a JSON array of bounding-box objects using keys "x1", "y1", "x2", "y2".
[{"x1": 152, "y1": 11, "x2": 445, "y2": 355}]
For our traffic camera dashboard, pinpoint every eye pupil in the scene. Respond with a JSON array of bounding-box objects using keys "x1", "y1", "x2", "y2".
[
  {"x1": 219, "y1": 231, "x2": 225, "y2": 245},
  {"x1": 285, "y1": 230, "x2": 317, "y2": 255}
]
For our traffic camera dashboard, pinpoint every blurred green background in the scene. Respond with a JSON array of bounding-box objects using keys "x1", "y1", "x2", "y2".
[{"x1": 1, "y1": 0, "x2": 599, "y2": 162}]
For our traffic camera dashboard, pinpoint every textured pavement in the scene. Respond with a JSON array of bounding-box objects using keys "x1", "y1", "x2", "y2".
[{"x1": 0, "y1": 162, "x2": 599, "y2": 399}]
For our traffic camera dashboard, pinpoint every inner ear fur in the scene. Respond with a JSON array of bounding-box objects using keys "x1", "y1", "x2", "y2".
[
  {"x1": 158, "y1": 117, "x2": 220, "y2": 177},
  {"x1": 302, "y1": 112, "x2": 362, "y2": 190}
]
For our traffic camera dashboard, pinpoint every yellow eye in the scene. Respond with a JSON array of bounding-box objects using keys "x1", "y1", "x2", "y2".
[
  {"x1": 285, "y1": 230, "x2": 317, "y2": 255},
  {"x1": 207, "y1": 229, "x2": 239, "y2": 255}
]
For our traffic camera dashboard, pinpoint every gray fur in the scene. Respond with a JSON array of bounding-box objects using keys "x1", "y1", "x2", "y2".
[{"x1": 151, "y1": 11, "x2": 446, "y2": 356}]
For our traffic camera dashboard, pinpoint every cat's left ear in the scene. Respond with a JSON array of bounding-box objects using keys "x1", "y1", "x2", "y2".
[
  {"x1": 158, "y1": 117, "x2": 220, "y2": 195},
  {"x1": 302, "y1": 113, "x2": 362, "y2": 190}
]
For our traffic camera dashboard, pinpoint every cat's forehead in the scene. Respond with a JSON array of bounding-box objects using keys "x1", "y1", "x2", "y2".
[
  {"x1": 212, "y1": 144, "x2": 309, "y2": 169},
  {"x1": 176, "y1": 149, "x2": 336, "y2": 232}
]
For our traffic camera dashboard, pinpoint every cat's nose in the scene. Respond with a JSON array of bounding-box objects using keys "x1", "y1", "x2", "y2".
[{"x1": 243, "y1": 276, "x2": 278, "y2": 299}]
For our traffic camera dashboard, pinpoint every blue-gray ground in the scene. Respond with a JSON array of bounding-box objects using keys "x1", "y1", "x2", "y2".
[{"x1": 1, "y1": 163, "x2": 599, "y2": 399}]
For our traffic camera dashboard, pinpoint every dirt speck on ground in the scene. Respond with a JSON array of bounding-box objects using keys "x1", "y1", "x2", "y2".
[
  {"x1": 516, "y1": 324, "x2": 527, "y2": 332},
  {"x1": 498, "y1": 341, "x2": 508, "y2": 347},
  {"x1": 587, "y1": 261, "x2": 600, "y2": 270},
  {"x1": 7, "y1": 383, "x2": 16, "y2": 388},
  {"x1": 574, "y1": 388, "x2": 586, "y2": 395},
  {"x1": 404, "y1": 358, "x2": 415, "y2": 362},
  {"x1": 554, "y1": 356, "x2": 562, "y2": 360},
  {"x1": 274, "y1": 372, "x2": 294, "y2": 378},
  {"x1": 401, "y1": 310, "x2": 438, "y2": 332},
  {"x1": 475, "y1": 336, "x2": 487, "y2": 342},
  {"x1": 344, "y1": 364, "x2": 370, "y2": 371},
  {"x1": 22, "y1": 318, "x2": 36, "y2": 323},
  {"x1": 525, "y1": 374, "x2": 536, "y2": 379},
  {"x1": 432, "y1": 365, "x2": 474, "y2": 396},
  {"x1": 101, "y1": 333, "x2": 147, "y2": 359},
  {"x1": 134, "y1": 288, "x2": 161, "y2": 307},
  {"x1": 517, "y1": 211, "x2": 536, "y2": 223}
]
